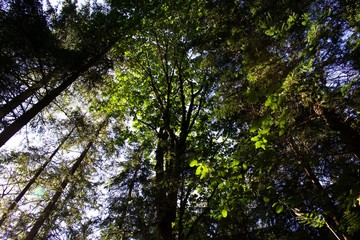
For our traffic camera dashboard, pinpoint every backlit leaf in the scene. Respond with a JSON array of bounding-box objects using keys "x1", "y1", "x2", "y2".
[{"x1": 222, "y1": 209, "x2": 228, "y2": 218}]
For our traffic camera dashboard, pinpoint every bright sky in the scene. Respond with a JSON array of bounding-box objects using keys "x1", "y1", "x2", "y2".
[{"x1": 48, "y1": 0, "x2": 106, "y2": 8}]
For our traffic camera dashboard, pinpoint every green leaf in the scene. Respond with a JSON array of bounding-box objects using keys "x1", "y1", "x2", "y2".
[
  {"x1": 249, "y1": 126, "x2": 257, "y2": 133},
  {"x1": 222, "y1": 209, "x2": 228, "y2": 218},
  {"x1": 195, "y1": 166, "x2": 202, "y2": 175},
  {"x1": 231, "y1": 160, "x2": 240, "y2": 167},
  {"x1": 189, "y1": 160, "x2": 198, "y2": 167},
  {"x1": 265, "y1": 29, "x2": 274, "y2": 36},
  {"x1": 242, "y1": 163, "x2": 248, "y2": 171},
  {"x1": 251, "y1": 136, "x2": 260, "y2": 142},
  {"x1": 259, "y1": 128, "x2": 270, "y2": 135},
  {"x1": 263, "y1": 197, "x2": 270, "y2": 203},
  {"x1": 255, "y1": 141, "x2": 265, "y2": 149},
  {"x1": 275, "y1": 205, "x2": 284, "y2": 214},
  {"x1": 200, "y1": 165, "x2": 210, "y2": 179},
  {"x1": 265, "y1": 98, "x2": 272, "y2": 107}
]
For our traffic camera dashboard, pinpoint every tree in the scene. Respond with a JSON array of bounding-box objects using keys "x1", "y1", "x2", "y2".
[
  {"x1": 99, "y1": 1, "x2": 233, "y2": 239},
  {"x1": 0, "y1": 125, "x2": 75, "y2": 227},
  {"x1": 0, "y1": 0, "x2": 133, "y2": 148},
  {"x1": 24, "y1": 119, "x2": 107, "y2": 239},
  {"x1": 212, "y1": 0, "x2": 360, "y2": 239}
]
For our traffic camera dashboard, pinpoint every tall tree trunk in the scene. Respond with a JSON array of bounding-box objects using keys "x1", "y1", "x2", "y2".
[
  {"x1": 0, "y1": 66, "x2": 66, "y2": 121},
  {"x1": 0, "y1": 51, "x2": 108, "y2": 148},
  {"x1": 0, "y1": 83, "x2": 42, "y2": 121},
  {"x1": 0, "y1": 126, "x2": 75, "y2": 227},
  {"x1": 174, "y1": 138, "x2": 186, "y2": 240},
  {"x1": 0, "y1": 70, "x2": 80, "y2": 148},
  {"x1": 38, "y1": 183, "x2": 78, "y2": 239},
  {"x1": 155, "y1": 128, "x2": 174, "y2": 240},
  {"x1": 24, "y1": 121, "x2": 106, "y2": 240},
  {"x1": 155, "y1": 126, "x2": 186, "y2": 240}
]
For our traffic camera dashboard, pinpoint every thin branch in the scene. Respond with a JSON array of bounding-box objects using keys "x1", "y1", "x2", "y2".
[{"x1": 135, "y1": 117, "x2": 157, "y2": 132}]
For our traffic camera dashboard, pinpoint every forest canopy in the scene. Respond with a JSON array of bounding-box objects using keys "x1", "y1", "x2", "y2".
[{"x1": 0, "y1": 0, "x2": 359, "y2": 239}]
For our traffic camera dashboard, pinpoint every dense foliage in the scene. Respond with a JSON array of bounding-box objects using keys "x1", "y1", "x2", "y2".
[{"x1": 0, "y1": 0, "x2": 359, "y2": 239}]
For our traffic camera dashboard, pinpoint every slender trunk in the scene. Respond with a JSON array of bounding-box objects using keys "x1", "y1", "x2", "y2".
[
  {"x1": 178, "y1": 180, "x2": 195, "y2": 240},
  {"x1": 39, "y1": 183, "x2": 77, "y2": 239},
  {"x1": 152, "y1": 49, "x2": 204, "y2": 239},
  {"x1": 154, "y1": 80, "x2": 197, "y2": 239},
  {"x1": 0, "y1": 83, "x2": 42, "y2": 120},
  {"x1": 0, "y1": 67, "x2": 64, "y2": 121},
  {"x1": 302, "y1": 163, "x2": 345, "y2": 239},
  {"x1": 156, "y1": 128, "x2": 184, "y2": 240},
  {"x1": 0, "y1": 51, "x2": 107, "y2": 148},
  {"x1": 24, "y1": 121, "x2": 106, "y2": 240},
  {"x1": 0, "y1": 126, "x2": 75, "y2": 227},
  {"x1": 0, "y1": 70, "x2": 80, "y2": 148}
]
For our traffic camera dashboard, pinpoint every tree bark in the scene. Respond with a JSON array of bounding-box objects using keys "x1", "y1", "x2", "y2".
[
  {"x1": 155, "y1": 128, "x2": 175, "y2": 240},
  {"x1": 0, "y1": 71, "x2": 79, "y2": 148},
  {"x1": 0, "y1": 83, "x2": 42, "y2": 121}
]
